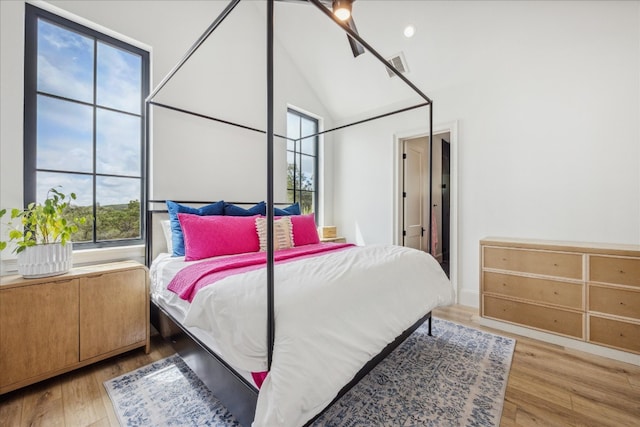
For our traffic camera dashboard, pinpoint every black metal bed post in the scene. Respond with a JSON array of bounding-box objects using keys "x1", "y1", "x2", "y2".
[
  {"x1": 144, "y1": 101, "x2": 152, "y2": 266},
  {"x1": 146, "y1": 0, "x2": 241, "y2": 102},
  {"x1": 266, "y1": 0, "x2": 276, "y2": 371},
  {"x1": 428, "y1": 102, "x2": 433, "y2": 257},
  {"x1": 144, "y1": 0, "x2": 241, "y2": 267}
]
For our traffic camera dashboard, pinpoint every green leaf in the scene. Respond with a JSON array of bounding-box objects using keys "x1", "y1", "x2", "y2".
[{"x1": 0, "y1": 241, "x2": 6, "y2": 251}]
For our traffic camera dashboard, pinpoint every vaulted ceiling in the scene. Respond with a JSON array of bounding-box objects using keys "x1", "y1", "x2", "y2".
[{"x1": 270, "y1": 0, "x2": 437, "y2": 121}]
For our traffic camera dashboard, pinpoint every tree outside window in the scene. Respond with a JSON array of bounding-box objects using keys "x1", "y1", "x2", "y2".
[{"x1": 286, "y1": 109, "x2": 318, "y2": 215}]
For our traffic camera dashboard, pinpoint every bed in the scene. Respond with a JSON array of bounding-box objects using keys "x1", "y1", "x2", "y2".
[
  {"x1": 144, "y1": 1, "x2": 441, "y2": 425},
  {"x1": 148, "y1": 205, "x2": 453, "y2": 426}
]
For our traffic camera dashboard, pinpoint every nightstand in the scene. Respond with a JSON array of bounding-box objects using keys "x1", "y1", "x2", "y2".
[
  {"x1": 320, "y1": 237, "x2": 347, "y2": 243},
  {"x1": 0, "y1": 260, "x2": 149, "y2": 394}
]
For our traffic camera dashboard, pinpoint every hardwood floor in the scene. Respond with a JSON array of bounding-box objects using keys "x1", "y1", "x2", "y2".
[
  {"x1": 0, "y1": 335, "x2": 175, "y2": 427},
  {"x1": 1, "y1": 305, "x2": 638, "y2": 426}
]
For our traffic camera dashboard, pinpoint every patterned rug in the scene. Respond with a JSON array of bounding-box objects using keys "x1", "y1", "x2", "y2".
[{"x1": 104, "y1": 319, "x2": 515, "y2": 426}]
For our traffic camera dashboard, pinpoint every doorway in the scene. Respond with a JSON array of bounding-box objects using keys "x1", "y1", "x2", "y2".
[
  {"x1": 402, "y1": 137, "x2": 429, "y2": 251},
  {"x1": 397, "y1": 126, "x2": 455, "y2": 281},
  {"x1": 440, "y1": 138, "x2": 451, "y2": 276}
]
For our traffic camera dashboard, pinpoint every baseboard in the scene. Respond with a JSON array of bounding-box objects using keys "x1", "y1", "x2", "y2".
[
  {"x1": 479, "y1": 317, "x2": 640, "y2": 366},
  {"x1": 458, "y1": 289, "x2": 479, "y2": 307}
]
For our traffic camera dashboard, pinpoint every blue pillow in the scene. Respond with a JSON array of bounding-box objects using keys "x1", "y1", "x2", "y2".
[
  {"x1": 223, "y1": 201, "x2": 267, "y2": 216},
  {"x1": 166, "y1": 200, "x2": 224, "y2": 256},
  {"x1": 274, "y1": 202, "x2": 301, "y2": 216}
]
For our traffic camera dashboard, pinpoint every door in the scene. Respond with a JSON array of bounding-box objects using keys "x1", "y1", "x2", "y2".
[
  {"x1": 79, "y1": 268, "x2": 147, "y2": 360},
  {"x1": 441, "y1": 138, "x2": 451, "y2": 275},
  {"x1": 403, "y1": 138, "x2": 428, "y2": 250}
]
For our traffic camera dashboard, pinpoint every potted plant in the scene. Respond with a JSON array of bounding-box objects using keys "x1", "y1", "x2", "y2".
[{"x1": 0, "y1": 187, "x2": 89, "y2": 278}]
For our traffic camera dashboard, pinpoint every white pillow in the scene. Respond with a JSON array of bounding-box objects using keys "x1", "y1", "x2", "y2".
[
  {"x1": 255, "y1": 216, "x2": 294, "y2": 251},
  {"x1": 160, "y1": 219, "x2": 173, "y2": 254}
]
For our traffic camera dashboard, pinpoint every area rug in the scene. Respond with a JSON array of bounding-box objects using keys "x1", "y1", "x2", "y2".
[{"x1": 104, "y1": 318, "x2": 515, "y2": 426}]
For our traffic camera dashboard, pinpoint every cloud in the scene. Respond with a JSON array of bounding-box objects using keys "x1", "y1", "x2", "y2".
[
  {"x1": 97, "y1": 176, "x2": 140, "y2": 206},
  {"x1": 38, "y1": 21, "x2": 94, "y2": 102},
  {"x1": 96, "y1": 109, "x2": 141, "y2": 176},
  {"x1": 97, "y1": 42, "x2": 141, "y2": 114}
]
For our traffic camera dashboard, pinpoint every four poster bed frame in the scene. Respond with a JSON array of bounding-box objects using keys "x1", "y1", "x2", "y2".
[{"x1": 144, "y1": 1, "x2": 434, "y2": 425}]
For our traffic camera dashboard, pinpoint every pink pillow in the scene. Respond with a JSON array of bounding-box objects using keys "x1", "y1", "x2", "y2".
[
  {"x1": 291, "y1": 213, "x2": 320, "y2": 246},
  {"x1": 178, "y1": 213, "x2": 260, "y2": 261}
]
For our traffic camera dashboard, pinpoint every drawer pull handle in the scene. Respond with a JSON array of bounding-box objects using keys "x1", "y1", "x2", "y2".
[
  {"x1": 619, "y1": 302, "x2": 625, "y2": 306},
  {"x1": 620, "y1": 333, "x2": 625, "y2": 337},
  {"x1": 553, "y1": 291, "x2": 559, "y2": 295},
  {"x1": 619, "y1": 270, "x2": 625, "y2": 274},
  {"x1": 88, "y1": 274, "x2": 104, "y2": 279},
  {"x1": 553, "y1": 263, "x2": 558, "y2": 267}
]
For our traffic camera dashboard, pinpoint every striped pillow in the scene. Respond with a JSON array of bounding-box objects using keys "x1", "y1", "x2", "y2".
[{"x1": 255, "y1": 216, "x2": 294, "y2": 251}]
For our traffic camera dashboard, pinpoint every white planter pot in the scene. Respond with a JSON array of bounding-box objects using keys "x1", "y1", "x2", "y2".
[{"x1": 17, "y1": 242, "x2": 73, "y2": 279}]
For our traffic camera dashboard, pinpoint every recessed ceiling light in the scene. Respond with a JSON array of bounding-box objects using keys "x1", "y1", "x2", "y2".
[{"x1": 404, "y1": 25, "x2": 415, "y2": 38}]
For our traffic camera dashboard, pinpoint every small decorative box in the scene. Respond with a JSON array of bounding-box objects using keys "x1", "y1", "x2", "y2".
[{"x1": 318, "y1": 226, "x2": 337, "y2": 239}]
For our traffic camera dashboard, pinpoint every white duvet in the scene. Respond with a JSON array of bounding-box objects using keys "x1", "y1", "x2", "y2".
[{"x1": 182, "y1": 244, "x2": 454, "y2": 427}]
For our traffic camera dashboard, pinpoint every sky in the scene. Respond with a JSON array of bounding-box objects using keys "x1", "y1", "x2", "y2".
[{"x1": 36, "y1": 18, "x2": 142, "y2": 207}]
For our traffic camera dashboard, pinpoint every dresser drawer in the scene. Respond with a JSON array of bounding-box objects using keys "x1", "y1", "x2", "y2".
[
  {"x1": 588, "y1": 285, "x2": 640, "y2": 320},
  {"x1": 483, "y1": 295, "x2": 583, "y2": 338},
  {"x1": 483, "y1": 247, "x2": 583, "y2": 280},
  {"x1": 483, "y1": 271, "x2": 583, "y2": 309},
  {"x1": 588, "y1": 315, "x2": 640, "y2": 354},
  {"x1": 589, "y1": 256, "x2": 640, "y2": 288}
]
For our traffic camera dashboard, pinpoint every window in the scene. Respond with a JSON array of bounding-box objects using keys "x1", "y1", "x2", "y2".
[
  {"x1": 24, "y1": 4, "x2": 149, "y2": 248},
  {"x1": 286, "y1": 109, "x2": 318, "y2": 215}
]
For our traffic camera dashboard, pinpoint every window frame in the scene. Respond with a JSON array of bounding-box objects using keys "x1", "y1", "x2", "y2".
[
  {"x1": 286, "y1": 108, "x2": 319, "y2": 217},
  {"x1": 23, "y1": 3, "x2": 150, "y2": 249}
]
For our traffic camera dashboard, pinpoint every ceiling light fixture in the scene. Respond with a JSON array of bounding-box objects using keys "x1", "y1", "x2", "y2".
[
  {"x1": 332, "y1": 0, "x2": 352, "y2": 21},
  {"x1": 404, "y1": 25, "x2": 416, "y2": 38}
]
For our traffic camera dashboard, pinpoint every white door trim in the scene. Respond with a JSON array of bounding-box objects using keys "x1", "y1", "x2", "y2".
[{"x1": 393, "y1": 120, "x2": 459, "y2": 303}]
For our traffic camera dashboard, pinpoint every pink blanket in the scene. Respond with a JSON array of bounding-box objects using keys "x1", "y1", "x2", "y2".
[{"x1": 167, "y1": 243, "x2": 353, "y2": 303}]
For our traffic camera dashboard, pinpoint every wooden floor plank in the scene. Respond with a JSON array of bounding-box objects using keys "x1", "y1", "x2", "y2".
[
  {"x1": 0, "y1": 390, "x2": 23, "y2": 427},
  {"x1": 509, "y1": 355, "x2": 640, "y2": 417},
  {"x1": 570, "y1": 393, "x2": 640, "y2": 427},
  {"x1": 60, "y1": 369, "x2": 106, "y2": 427},
  {"x1": 628, "y1": 370, "x2": 640, "y2": 388},
  {"x1": 500, "y1": 399, "x2": 517, "y2": 425},
  {"x1": 88, "y1": 366, "x2": 119, "y2": 427},
  {"x1": 84, "y1": 417, "x2": 112, "y2": 427},
  {"x1": 506, "y1": 370, "x2": 573, "y2": 409},
  {"x1": 505, "y1": 386, "x2": 578, "y2": 427},
  {"x1": 19, "y1": 378, "x2": 64, "y2": 427}
]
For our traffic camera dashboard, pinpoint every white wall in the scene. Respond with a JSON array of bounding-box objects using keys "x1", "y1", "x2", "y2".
[
  {"x1": 333, "y1": 1, "x2": 640, "y2": 306},
  {"x1": 0, "y1": 0, "x2": 335, "y2": 271}
]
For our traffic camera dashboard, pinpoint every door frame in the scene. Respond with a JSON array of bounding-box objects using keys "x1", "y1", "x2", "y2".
[{"x1": 393, "y1": 120, "x2": 459, "y2": 302}]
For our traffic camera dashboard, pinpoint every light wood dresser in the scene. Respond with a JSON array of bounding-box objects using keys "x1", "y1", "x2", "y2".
[
  {"x1": 0, "y1": 260, "x2": 149, "y2": 394},
  {"x1": 480, "y1": 237, "x2": 640, "y2": 355}
]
